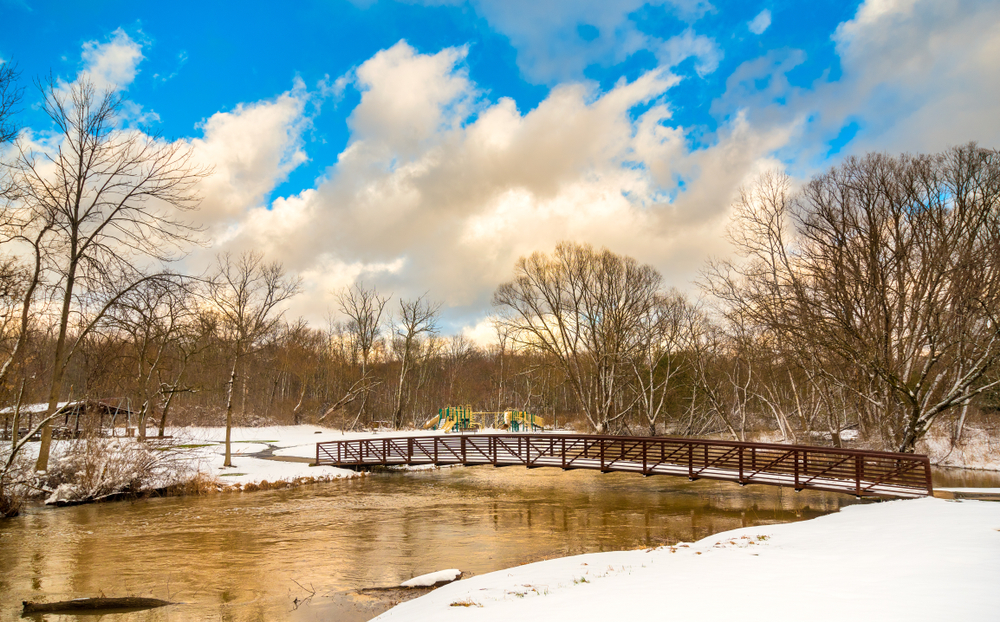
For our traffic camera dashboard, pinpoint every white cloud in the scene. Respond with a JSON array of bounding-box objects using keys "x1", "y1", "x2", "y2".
[
  {"x1": 78, "y1": 28, "x2": 144, "y2": 92},
  {"x1": 187, "y1": 82, "x2": 310, "y2": 235},
  {"x1": 657, "y1": 28, "x2": 722, "y2": 77},
  {"x1": 349, "y1": 41, "x2": 473, "y2": 158},
  {"x1": 748, "y1": 9, "x2": 771, "y2": 35},
  {"x1": 178, "y1": 0, "x2": 1000, "y2": 331},
  {"x1": 204, "y1": 43, "x2": 785, "y2": 328},
  {"x1": 420, "y1": 0, "x2": 721, "y2": 84},
  {"x1": 826, "y1": 0, "x2": 1000, "y2": 153}
]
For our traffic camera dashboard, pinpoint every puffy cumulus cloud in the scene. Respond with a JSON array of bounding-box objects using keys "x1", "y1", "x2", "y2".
[
  {"x1": 827, "y1": 0, "x2": 1000, "y2": 153},
  {"x1": 709, "y1": 0, "x2": 1000, "y2": 165},
  {"x1": 78, "y1": 28, "x2": 144, "y2": 92},
  {"x1": 213, "y1": 43, "x2": 789, "y2": 333},
  {"x1": 349, "y1": 42, "x2": 473, "y2": 158},
  {"x1": 186, "y1": 82, "x2": 310, "y2": 236}
]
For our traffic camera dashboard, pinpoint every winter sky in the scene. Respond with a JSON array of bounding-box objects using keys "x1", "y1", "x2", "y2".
[{"x1": 3, "y1": 0, "x2": 1000, "y2": 339}]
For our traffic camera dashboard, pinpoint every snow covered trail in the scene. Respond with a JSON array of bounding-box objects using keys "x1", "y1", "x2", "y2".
[{"x1": 373, "y1": 497, "x2": 1000, "y2": 621}]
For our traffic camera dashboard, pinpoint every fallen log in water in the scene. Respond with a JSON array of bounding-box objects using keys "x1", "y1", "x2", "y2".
[{"x1": 22, "y1": 597, "x2": 172, "y2": 614}]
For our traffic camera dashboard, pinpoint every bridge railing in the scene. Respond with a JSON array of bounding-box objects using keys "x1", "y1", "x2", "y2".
[{"x1": 315, "y1": 433, "x2": 933, "y2": 498}]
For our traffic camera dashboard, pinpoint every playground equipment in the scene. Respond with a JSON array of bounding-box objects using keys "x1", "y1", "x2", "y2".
[
  {"x1": 503, "y1": 410, "x2": 546, "y2": 432},
  {"x1": 422, "y1": 406, "x2": 546, "y2": 432}
]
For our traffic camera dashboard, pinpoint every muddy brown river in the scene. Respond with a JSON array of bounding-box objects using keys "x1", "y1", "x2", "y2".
[{"x1": 2, "y1": 464, "x2": 983, "y2": 621}]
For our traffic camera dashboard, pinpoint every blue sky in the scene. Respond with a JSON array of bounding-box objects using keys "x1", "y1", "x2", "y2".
[{"x1": 3, "y1": 0, "x2": 1000, "y2": 337}]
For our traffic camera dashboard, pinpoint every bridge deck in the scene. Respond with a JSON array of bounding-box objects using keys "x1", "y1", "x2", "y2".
[{"x1": 315, "y1": 433, "x2": 933, "y2": 498}]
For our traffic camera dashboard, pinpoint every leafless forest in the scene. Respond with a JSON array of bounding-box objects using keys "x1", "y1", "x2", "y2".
[{"x1": 2, "y1": 69, "x2": 999, "y2": 467}]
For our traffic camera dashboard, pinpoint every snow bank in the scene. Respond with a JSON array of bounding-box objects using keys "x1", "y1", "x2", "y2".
[
  {"x1": 158, "y1": 426, "x2": 360, "y2": 487},
  {"x1": 401, "y1": 569, "x2": 462, "y2": 587},
  {"x1": 920, "y1": 428, "x2": 1000, "y2": 471},
  {"x1": 373, "y1": 497, "x2": 1000, "y2": 621}
]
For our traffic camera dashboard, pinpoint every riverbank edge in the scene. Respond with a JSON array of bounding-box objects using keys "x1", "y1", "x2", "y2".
[{"x1": 371, "y1": 495, "x2": 1000, "y2": 621}]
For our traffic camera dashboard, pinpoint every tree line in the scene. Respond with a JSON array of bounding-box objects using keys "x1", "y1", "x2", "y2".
[{"x1": 2, "y1": 67, "x2": 998, "y2": 482}]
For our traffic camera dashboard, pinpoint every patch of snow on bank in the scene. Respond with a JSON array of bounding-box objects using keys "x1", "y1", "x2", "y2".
[
  {"x1": 920, "y1": 427, "x2": 1000, "y2": 471},
  {"x1": 373, "y1": 497, "x2": 1000, "y2": 621},
  {"x1": 401, "y1": 569, "x2": 462, "y2": 587}
]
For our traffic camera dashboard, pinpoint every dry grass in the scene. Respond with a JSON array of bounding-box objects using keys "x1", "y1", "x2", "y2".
[
  {"x1": 449, "y1": 600, "x2": 482, "y2": 608},
  {"x1": 156, "y1": 471, "x2": 224, "y2": 496}
]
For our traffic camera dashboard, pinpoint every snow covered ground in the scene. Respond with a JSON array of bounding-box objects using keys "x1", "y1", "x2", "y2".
[
  {"x1": 373, "y1": 497, "x2": 1000, "y2": 621},
  {"x1": 147, "y1": 425, "x2": 370, "y2": 486}
]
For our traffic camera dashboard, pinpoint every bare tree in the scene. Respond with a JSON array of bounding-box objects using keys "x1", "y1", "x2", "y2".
[
  {"x1": 494, "y1": 242, "x2": 662, "y2": 433},
  {"x1": 156, "y1": 303, "x2": 215, "y2": 437},
  {"x1": 107, "y1": 278, "x2": 197, "y2": 439},
  {"x1": 706, "y1": 146, "x2": 1000, "y2": 451},
  {"x1": 0, "y1": 60, "x2": 21, "y2": 145},
  {"x1": 210, "y1": 251, "x2": 300, "y2": 467},
  {"x1": 630, "y1": 290, "x2": 696, "y2": 436},
  {"x1": 391, "y1": 294, "x2": 440, "y2": 429},
  {"x1": 7, "y1": 78, "x2": 207, "y2": 470},
  {"x1": 335, "y1": 282, "x2": 388, "y2": 429}
]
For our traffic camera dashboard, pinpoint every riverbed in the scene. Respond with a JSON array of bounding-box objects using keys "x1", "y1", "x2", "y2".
[{"x1": 1, "y1": 464, "x2": 980, "y2": 621}]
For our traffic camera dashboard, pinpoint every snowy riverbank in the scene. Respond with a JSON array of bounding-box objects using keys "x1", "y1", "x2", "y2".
[{"x1": 373, "y1": 496, "x2": 1000, "y2": 621}]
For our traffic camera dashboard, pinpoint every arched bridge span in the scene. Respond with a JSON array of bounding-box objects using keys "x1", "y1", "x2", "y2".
[{"x1": 315, "y1": 434, "x2": 932, "y2": 498}]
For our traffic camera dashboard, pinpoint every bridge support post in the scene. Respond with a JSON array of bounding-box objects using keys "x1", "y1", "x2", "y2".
[
  {"x1": 855, "y1": 455, "x2": 863, "y2": 497},
  {"x1": 738, "y1": 446, "x2": 744, "y2": 483},
  {"x1": 794, "y1": 449, "x2": 800, "y2": 491}
]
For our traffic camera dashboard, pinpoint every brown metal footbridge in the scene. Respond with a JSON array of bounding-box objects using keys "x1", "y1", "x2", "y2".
[{"x1": 315, "y1": 433, "x2": 933, "y2": 498}]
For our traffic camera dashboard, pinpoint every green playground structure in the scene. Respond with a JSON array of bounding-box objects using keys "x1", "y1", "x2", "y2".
[{"x1": 422, "y1": 406, "x2": 546, "y2": 432}]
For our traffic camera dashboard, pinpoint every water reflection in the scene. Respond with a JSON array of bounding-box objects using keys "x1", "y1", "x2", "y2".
[{"x1": 2, "y1": 465, "x2": 871, "y2": 621}]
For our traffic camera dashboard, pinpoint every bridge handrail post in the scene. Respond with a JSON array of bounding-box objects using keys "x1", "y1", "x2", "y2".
[
  {"x1": 688, "y1": 443, "x2": 693, "y2": 479},
  {"x1": 642, "y1": 440, "x2": 647, "y2": 474},
  {"x1": 435, "y1": 436, "x2": 439, "y2": 463},
  {"x1": 561, "y1": 437, "x2": 566, "y2": 468},
  {"x1": 600, "y1": 438, "x2": 605, "y2": 471},
  {"x1": 924, "y1": 456, "x2": 933, "y2": 495},
  {"x1": 738, "y1": 446, "x2": 744, "y2": 482},
  {"x1": 408, "y1": 437, "x2": 413, "y2": 463},
  {"x1": 461, "y1": 434, "x2": 466, "y2": 463},
  {"x1": 855, "y1": 455, "x2": 862, "y2": 496},
  {"x1": 794, "y1": 449, "x2": 799, "y2": 490}
]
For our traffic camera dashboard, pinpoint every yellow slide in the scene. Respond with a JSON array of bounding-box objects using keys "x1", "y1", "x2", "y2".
[
  {"x1": 440, "y1": 419, "x2": 456, "y2": 432},
  {"x1": 422, "y1": 414, "x2": 441, "y2": 429}
]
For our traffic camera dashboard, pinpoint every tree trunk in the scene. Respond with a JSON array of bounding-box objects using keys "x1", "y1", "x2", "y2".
[
  {"x1": 224, "y1": 357, "x2": 238, "y2": 467},
  {"x1": 36, "y1": 263, "x2": 78, "y2": 471}
]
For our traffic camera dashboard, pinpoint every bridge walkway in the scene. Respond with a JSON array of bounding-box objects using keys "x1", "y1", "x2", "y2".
[{"x1": 315, "y1": 433, "x2": 933, "y2": 498}]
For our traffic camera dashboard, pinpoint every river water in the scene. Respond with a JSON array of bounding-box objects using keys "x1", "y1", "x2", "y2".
[{"x1": 4, "y1": 464, "x2": 972, "y2": 622}]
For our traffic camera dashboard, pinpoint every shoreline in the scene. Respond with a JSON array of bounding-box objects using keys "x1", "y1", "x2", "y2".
[
  {"x1": 7, "y1": 424, "x2": 999, "y2": 511},
  {"x1": 372, "y1": 496, "x2": 1000, "y2": 621}
]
